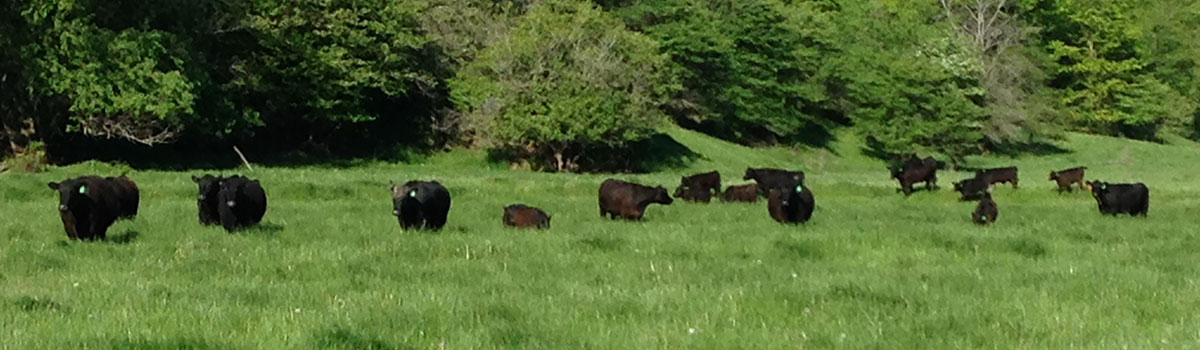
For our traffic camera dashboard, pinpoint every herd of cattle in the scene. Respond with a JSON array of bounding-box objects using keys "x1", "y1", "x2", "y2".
[{"x1": 43, "y1": 160, "x2": 1151, "y2": 240}]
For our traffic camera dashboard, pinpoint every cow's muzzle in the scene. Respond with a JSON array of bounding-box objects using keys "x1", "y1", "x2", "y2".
[
  {"x1": 226, "y1": 200, "x2": 236, "y2": 207},
  {"x1": 58, "y1": 204, "x2": 68, "y2": 212},
  {"x1": 392, "y1": 210, "x2": 400, "y2": 216},
  {"x1": 198, "y1": 195, "x2": 206, "y2": 201}
]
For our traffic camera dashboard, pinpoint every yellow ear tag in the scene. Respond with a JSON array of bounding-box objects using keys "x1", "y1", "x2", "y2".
[{"x1": 78, "y1": 185, "x2": 87, "y2": 194}]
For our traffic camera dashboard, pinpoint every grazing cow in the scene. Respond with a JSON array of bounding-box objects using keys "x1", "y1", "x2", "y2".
[
  {"x1": 721, "y1": 183, "x2": 759, "y2": 202},
  {"x1": 767, "y1": 184, "x2": 815, "y2": 224},
  {"x1": 953, "y1": 176, "x2": 989, "y2": 201},
  {"x1": 47, "y1": 174, "x2": 140, "y2": 240},
  {"x1": 192, "y1": 174, "x2": 222, "y2": 225},
  {"x1": 217, "y1": 176, "x2": 268, "y2": 232},
  {"x1": 1087, "y1": 180, "x2": 1149, "y2": 216},
  {"x1": 1050, "y1": 166, "x2": 1087, "y2": 192},
  {"x1": 678, "y1": 171, "x2": 721, "y2": 195},
  {"x1": 503, "y1": 204, "x2": 551, "y2": 229},
  {"x1": 743, "y1": 168, "x2": 805, "y2": 197},
  {"x1": 598, "y1": 179, "x2": 673, "y2": 220},
  {"x1": 975, "y1": 166, "x2": 1019, "y2": 188},
  {"x1": 888, "y1": 156, "x2": 938, "y2": 195},
  {"x1": 673, "y1": 185, "x2": 712, "y2": 203},
  {"x1": 391, "y1": 180, "x2": 452, "y2": 230},
  {"x1": 972, "y1": 192, "x2": 997, "y2": 225}
]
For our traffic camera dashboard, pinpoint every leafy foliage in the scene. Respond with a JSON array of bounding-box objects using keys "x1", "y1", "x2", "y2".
[{"x1": 450, "y1": 0, "x2": 673, "y2": 171}]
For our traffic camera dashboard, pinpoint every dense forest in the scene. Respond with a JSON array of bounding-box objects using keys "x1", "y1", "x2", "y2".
[{"x1": 1, "y1": 0, "x2": 1197, "y2": 171}]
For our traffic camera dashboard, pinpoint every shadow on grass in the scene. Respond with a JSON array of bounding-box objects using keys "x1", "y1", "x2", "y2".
[
  {"x1": 314, "y1": 327, "x2": 401, "y2": 350},
  {"x1": 238, "y1": 222, "x2": 284, "y2": 237},
  {"x1": 107, "y1": 230, "x2": 140, "y2": 244}
]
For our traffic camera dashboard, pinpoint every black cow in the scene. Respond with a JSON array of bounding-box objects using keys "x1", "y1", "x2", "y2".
[
  {"x1": 766, "y1": 184, "x2": 815, "y2": 224},
  {"x1": 1050, "y1": 166, "x2": 1087, "y2": 192},
  {"x1": 953, "y1": 176, "x2": 989, "y2": 201},
  {"x1": 976, "y1": 166, "x2": 1019, "y2": 188},
  {"x1": 47, "y1": 174, "x2": 140, "y2": 240},
  {"x1": 888, "y1": 156, "x2": 938, "y2": 195},
  {"x1": 721, "y1": 183, "x2": 759, "y2": 202},
  {"x1": 598, "y1": 179, "x2": 673, "y2": 220},
  {"x1": 744, "y1": 168, "x2": 805, "y2": 197},
  {"x1": 391, "y1": 180, "x2": 452, "y2": 230},
  {"x1": 192, "y1": 174, "x2": 222, "y2": 225},
  {"x1": 673, "y1": 185, "x2": 713, "y2": 203},
  {"x1": 1087, "y1": 180, "x2": 1149, "y2": 216},
  {"x1": 678, "y1": 171, "x2": 721, "y2": 195},
  {"x1": 503, "y1": 204, "x2": 551, "y2": 229},
  {"x1": 972, "y1": 192, "x2": 997, "y2": 225},
  {"x1": 217, "y1": 176, "x2": 268, "y2": 232}
]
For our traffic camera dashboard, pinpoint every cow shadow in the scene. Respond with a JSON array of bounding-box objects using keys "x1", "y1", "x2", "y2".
[
  {"x1": 239, "y1": 223, "x2": 284, "y2": 237},
  {"x1": 107, "y1": 230, "x2": 140, "y2": 244}
]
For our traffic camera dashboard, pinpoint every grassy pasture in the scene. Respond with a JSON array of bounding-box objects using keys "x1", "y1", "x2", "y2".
[{"x1": 2, "y1": 128, "x2": 1200, "y2": 349}]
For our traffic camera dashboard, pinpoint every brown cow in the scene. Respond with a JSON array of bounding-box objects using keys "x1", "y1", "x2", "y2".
[
  {"x1": 503, "y1": 204, "x2": 550, "y2": 229},
  {"x1": 721, "y1": 184, "x2": 759, "y2": 202},
  {"x1": 598, "y1": 179, "x2": 673, "y2": 220},
  {"x1": 673, "y1": 185, "x2": 712, "y2": 203},
  {"x1": 975, "y1": 166, "x2": 1018, "y2": 188},
  {"x1": 1049, "y1": 166, "x2": 1087, "y2": 192},
  {"x1": 678, "y1": 171, "x2": 721, "y2": 195},
  {"x1": 888, "y1": 156, "x2": 938, "y2": 195}
]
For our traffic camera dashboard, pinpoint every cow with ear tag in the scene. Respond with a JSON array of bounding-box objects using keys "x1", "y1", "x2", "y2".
[
  {"x1": 192, "y1": 174, "x2": 223, "y2": 225},
  {"x1": 47, "y1": 174, "x2": 140, "y2": 240},
  {"x1": 216, "y1": 175, "x2": 268, "y2": 232},
  {"x1": 1086, "y1": 180, "x2": 1149, "y2": 216},
  {"x1": 767, "y1": 183, "x2": 815, "y2": 224},
  {"x1": 390, "y1": 180, "x2": 452, "y2": 230}
]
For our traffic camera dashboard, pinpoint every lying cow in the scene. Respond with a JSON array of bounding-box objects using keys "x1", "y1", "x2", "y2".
[
  {"x1": 976, "y1": 166, "x2": 1018, "y2": 188},
  {"x1": 679, "y1": 171, "x2": 721, "y2": 195},
  {"x1": 767, "y1": 184, "x2": 815, "y2": 224},
  {"x1": 503, "y1": 204, "x2": 550, "y2": 229},
  {"x1": 391, "y1": 180, "x2": 452, "y2": 230},
  {"x1": 721, "y1": 183, "x2": 759, "y2": 202},
  {"x1": 1087, "y1": 180, "x2": 1149, "y2": 216},
  {"x1": 217, "y1": 175, "x2": 268, "y2": 232},
  {"x1": 47, "y1": 174, "x2": 140, "y2": 240},
  {"x1": 888, "y1": 156, "x2": 938, "y2": 195},
  {"x1": 972, "y1": 192, "x2": 997, "y2": 225},
  {"x1": 1049, "y1": 166, "x2": 1087, "y2": 192},
  {"x1": 598, "y1": 179, "x2": 673, "y2": 220},
  {"x1": 192, "y1": 174, "x2": 222, "y2": 225},
  {"x1": 744, "y1": 168, "x2": 805, "y2": 197},
  {"x1": 953, "y1": 176, "x2": 988, "y2": 201},
  {"x1": 673, "y1": 185, "x2": 713, "y2": 203}
]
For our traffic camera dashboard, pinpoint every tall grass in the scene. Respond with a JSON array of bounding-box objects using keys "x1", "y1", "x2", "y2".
[{"x1": 2, "y1": 129, "x2": 1198, "y2": 349}]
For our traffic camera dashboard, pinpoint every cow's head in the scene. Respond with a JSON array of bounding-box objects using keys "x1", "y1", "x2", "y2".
[
  {"x1": 1048, "y1": 171, "x2": 1058, "y2": 181},
  {"x1": 193, "y1": 174, "x2": 221, "y2": 202},
  {"x1": 654, "y1": 186, "x2": 673, "y2": 205},
  {"x1": 218, "y1": 176, "x2": 247, "y2": 209},
  {"x1": 887, "y1": 164, "x2": 903, "y2": 179},
  {"x1": 47, "y1": 178, "x2": 94, "y2": 213},
  {"x1": 742, "y1": 168, "x2": 755, "y2": 181},
  {"x1": 1086, "y1": 180, "x2": 1106, "y2": 198},
  {"x1": 673, "y1": 185, "x2": 687, "y2": 198}
]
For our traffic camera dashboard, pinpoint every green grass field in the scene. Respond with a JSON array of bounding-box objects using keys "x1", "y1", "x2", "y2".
[{"x1": 3, "y1": 128, "x2": 1200, "y2": 349}]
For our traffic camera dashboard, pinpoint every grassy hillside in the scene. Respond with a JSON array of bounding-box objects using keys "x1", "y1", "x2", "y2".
[{"x1": 3, "y1": 129, "x2": 1199, "y2": 349}]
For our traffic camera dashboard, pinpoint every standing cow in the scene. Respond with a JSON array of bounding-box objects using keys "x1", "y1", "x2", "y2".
[
  {"x1": 888, "y1": 156, "x2": 938, "y2": 195},
  {"x1": 975, "y1": 166, "x2": 1019, "y2": 188},
  {"x1": 678, "y1": 171, "x2": 721, "y2": 195},
  {"x1": 767, "y1": 184, "x2": 815, "y2": 224},
  {"x1": 391, "y1": 180, "x2": 452, "y2": 230},
  {"x1": 1086, "y1": 180, "x2": 1149, "y2": 216},
  {"x1": 217, "y1": 176, "x2": 268, "y2": 232},
  {"x1": 598, "y1": 179, "x2": 673, "y2": 220},
  {"x1": 1049, "y1": 166, "x2": 1087, "y2": 192},
  {"x1": 744, "y1": 168, "x2": 805, "y2": 197},
  {"x1": 47, "y1": 174, "x2": 140, "y2": 240},
  {"x1": 503, "y1": 204, "x2": 551, "y2": 229},
  {"x1": 192, "y1": 174, "x2": 223, "y2": 225}
]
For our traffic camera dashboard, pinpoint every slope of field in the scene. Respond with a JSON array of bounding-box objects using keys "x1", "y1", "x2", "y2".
[{"x1": 3, "y1": 129, "x2": 1199, "y2": 349}]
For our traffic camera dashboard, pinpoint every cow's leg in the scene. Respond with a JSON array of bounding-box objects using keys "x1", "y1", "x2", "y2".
[{"x1": 1012, "y1": 180, "x2": 1019, "y2": 188}]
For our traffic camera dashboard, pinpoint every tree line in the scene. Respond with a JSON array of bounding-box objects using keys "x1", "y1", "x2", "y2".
[{"x1": 1, "y1": 0, "x2": 1196, "y2": 170}]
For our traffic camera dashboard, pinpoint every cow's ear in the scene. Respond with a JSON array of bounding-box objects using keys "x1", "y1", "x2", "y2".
[
  {"x1": 48, "y1": 182, "x2": 59, "y2": 190},
  {"x1": 192, "y1": 175, "x2": 200, "y2": 183}
]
